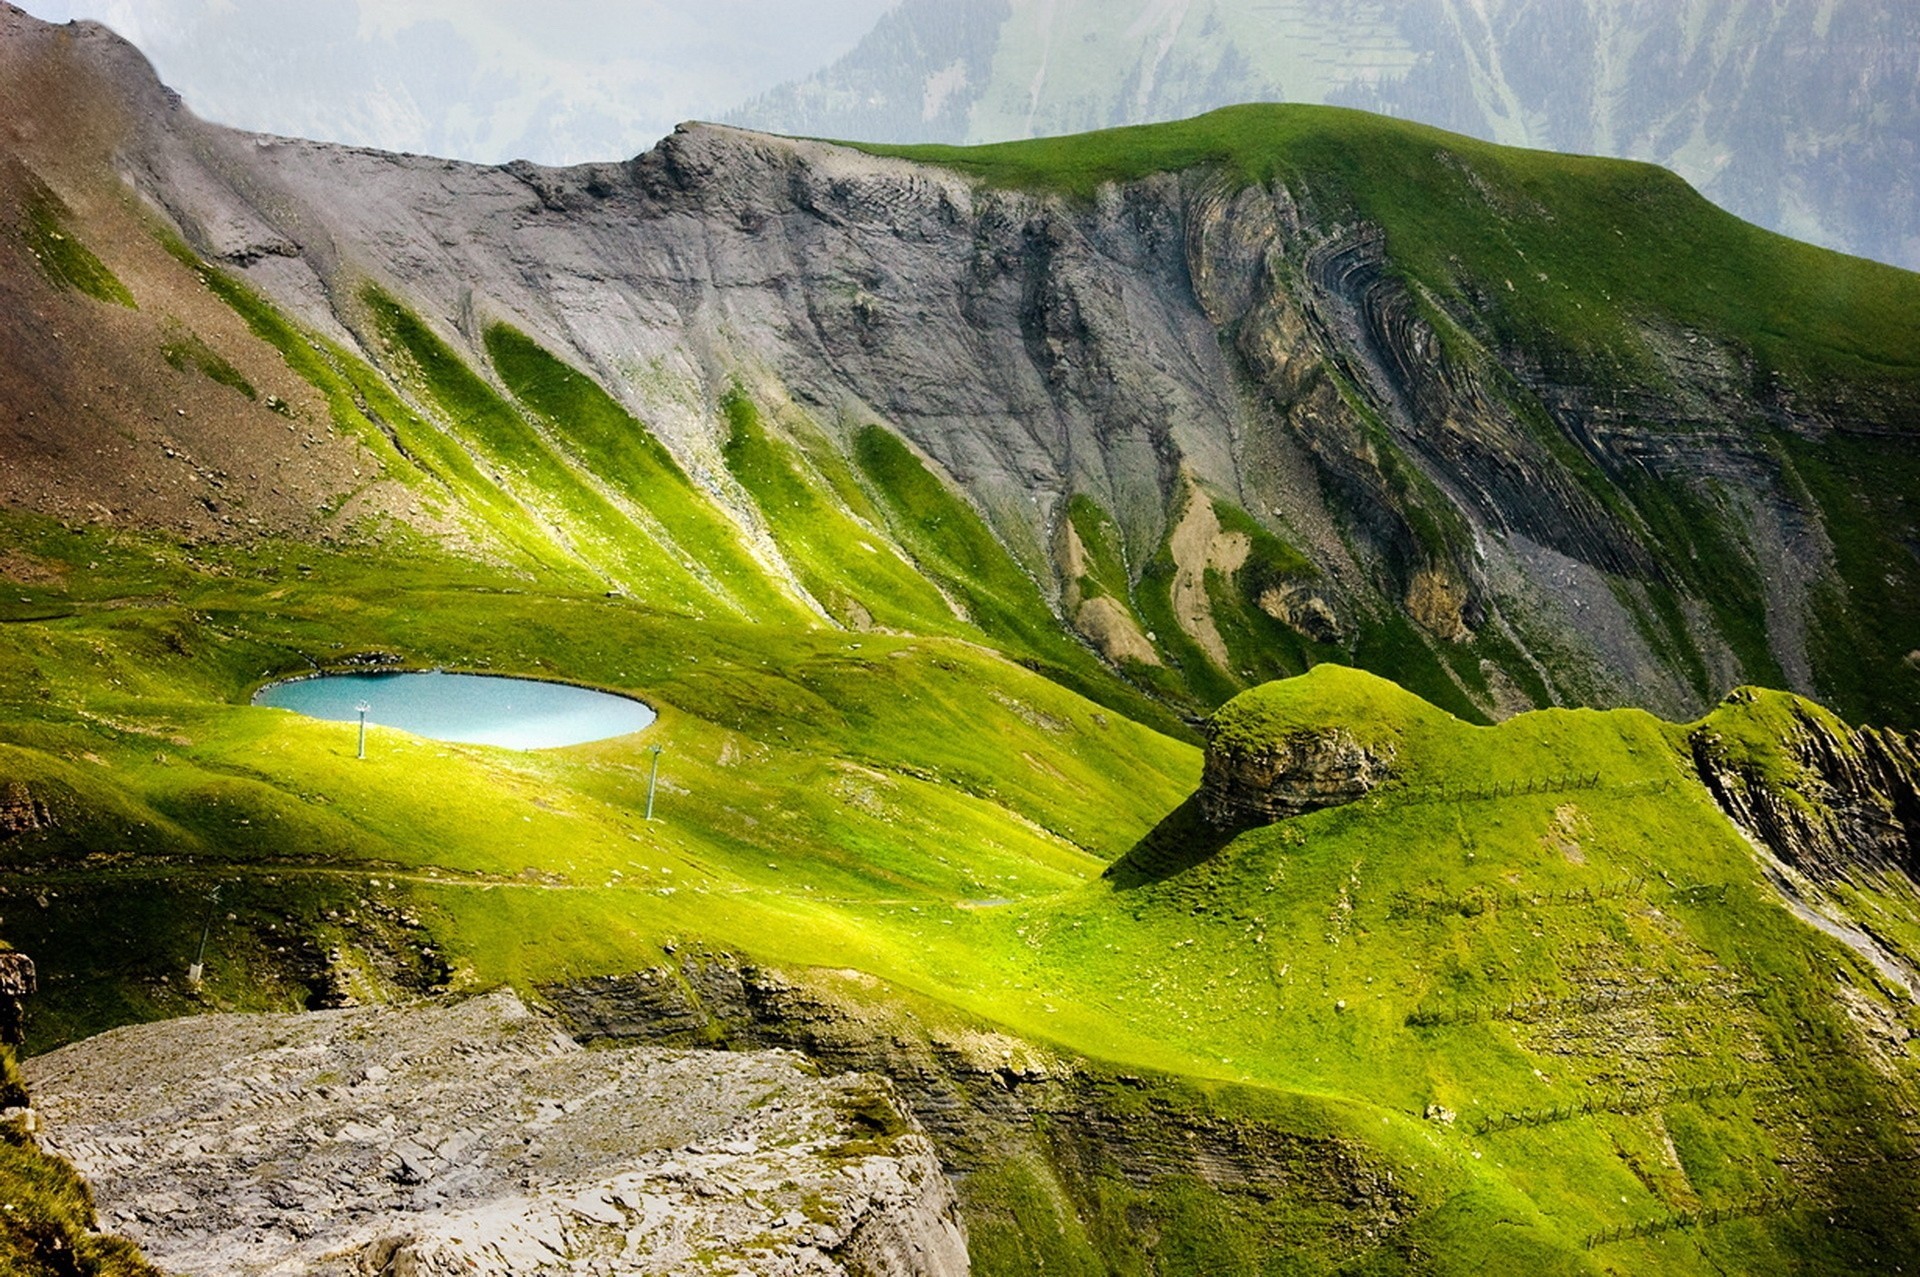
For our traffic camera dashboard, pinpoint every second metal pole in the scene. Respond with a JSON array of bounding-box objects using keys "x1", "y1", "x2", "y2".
[{"x1": 645, "y1": 743, "x2": 663, "y2": 821}]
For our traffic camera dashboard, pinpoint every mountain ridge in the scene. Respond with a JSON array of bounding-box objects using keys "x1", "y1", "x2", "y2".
[
  {"x1": 730, "y1": 0, "x2": 1920, "y2": 272},
  {"x1": 5, "y1": 0, "x2": 1917, "y2": 730}
]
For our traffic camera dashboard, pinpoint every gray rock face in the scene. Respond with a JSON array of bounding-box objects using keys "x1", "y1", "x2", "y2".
[
  {"x1": 1693, "y1": 694, "x2": 1920, "y2": 885},
  {"x1": 4, "y1": 1, "x2": 1914, "y2": 726},
  {"x1": 23, "y1": 991, "x2": 969, "y2": 1277},
  {"x1": 103, "y1": 101, "x2": 1851, "y2": 717}
]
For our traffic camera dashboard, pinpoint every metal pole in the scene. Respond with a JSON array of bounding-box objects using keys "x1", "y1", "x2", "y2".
[
  {"x1": 188, "y1": 884, "x2": 220, "y2": 986},
  {"x1": 645, "y1": 744, "x2": 663, "y2": 821},
  {"x1": 356, "y1": 702, "x2": 370, "y2": 760}
]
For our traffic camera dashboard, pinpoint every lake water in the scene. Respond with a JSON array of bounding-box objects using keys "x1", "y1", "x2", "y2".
[{"x1": 254, "y1": 671, "x2": 656, "y2": 749}]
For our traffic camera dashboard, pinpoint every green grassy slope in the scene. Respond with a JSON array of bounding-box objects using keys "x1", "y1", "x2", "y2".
[
  {"x1": 5, "y1": 495, "x2": 1917, "y2": 1270},
  {"x1": 984, "y1": 667, "x2": 1920, "y2": 1272},
  {"x1": 0, "y1": 511, "x2": 1195, "y2": 1039}
]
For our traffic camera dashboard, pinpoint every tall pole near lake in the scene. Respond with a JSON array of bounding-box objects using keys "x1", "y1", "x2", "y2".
[
  {"x1": 356, "y1": 701, "x2": 370, "y2": 760},
  {"x1": 645, "y1": 743, "x2": 664, "y2": 821}
]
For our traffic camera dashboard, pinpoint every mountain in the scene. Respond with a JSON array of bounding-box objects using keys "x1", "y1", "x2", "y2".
[
  {"x1": 730, "y1": 0, "x2": 1920, "y2": 272},
  {"x1": 4, "y1": 4, "x2": 1920, "y2": 1272},
  {"x1": 8, "y1": 8, "x2": 1920, "y2": 732}
]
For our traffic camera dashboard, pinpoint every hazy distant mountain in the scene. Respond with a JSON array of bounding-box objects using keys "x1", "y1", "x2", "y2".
[
  {"x1": 729, "y1": 0, "x2": 1920, "y2": 270},
  {"x1": 12, "y1": 0, "x2": 898, "y2": 165}
]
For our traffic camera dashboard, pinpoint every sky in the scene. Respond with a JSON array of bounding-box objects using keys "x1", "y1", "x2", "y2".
[{"x1": 14, "y1": 0, "x2": 901, "y2": 164}]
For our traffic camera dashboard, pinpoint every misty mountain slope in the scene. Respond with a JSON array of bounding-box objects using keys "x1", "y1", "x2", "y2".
[
  {"x1": 731, "y1": 0, "x2": 1920, "y2": 272},
  {"x1": 5, "y1": 1, "x2": 1919, "y2": 733}
]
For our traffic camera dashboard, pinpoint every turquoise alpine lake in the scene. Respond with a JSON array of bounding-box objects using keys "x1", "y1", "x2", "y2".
[{"x1": 254, "y1": 671, "x2": 656, "y2": 749}]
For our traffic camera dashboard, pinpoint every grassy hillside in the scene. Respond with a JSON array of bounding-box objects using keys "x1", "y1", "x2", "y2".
[{"x1": 4, "y1": 495, "x2": 1917, "y2": 1270}]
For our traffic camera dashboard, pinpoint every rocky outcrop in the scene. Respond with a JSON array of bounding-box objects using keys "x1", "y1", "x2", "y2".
[
  {"x1": 24, "y1": 991, "x2": 969, "y2": 1277},
  {"x1": 545, "y1": 956, "x2": 1415, "y2": 1269},
  {"x1": 0, "y1": 782, "x2": 52, "y2": 840},
  {"x1": 0, "y1": 948, "x2": 34, "y2": 1047},
  {"x1": 1199, "y1": 727, "x2": 1394, "y2": 827},
  {"x1": 1692, "y1": 693, "x2": 1920, "y2": 884}
]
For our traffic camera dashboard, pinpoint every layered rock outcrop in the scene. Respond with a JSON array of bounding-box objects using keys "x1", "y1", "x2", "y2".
[
  {"x1": 1198, "y1": 727, "x2": 1394, "y2": 827},
  {"x1": 25, "y1": 991, "x2": 969, "y2": 1277},
  {"x1": 545, "y1": 956, "x2": 1415, "y2": 1269},
  {"x1": 1692, "y1": 692, "x2": 1920, "y2": 885},
  {"x1": 1192, "y1": 669, "x2": 1408, "y2": 826}
]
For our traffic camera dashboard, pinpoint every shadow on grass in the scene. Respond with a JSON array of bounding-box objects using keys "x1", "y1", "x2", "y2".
[{"x1": 1102, "y1": 793, "x2": 1243, "y2": 890}]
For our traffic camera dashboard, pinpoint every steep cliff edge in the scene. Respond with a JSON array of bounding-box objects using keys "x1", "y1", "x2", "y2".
[
  {"x1": 1692, "y1": 689, "x2": 1920, "y2": 886},
  {"x1": 4, "y1": 2, "x2": 1917, "y2": 726}
]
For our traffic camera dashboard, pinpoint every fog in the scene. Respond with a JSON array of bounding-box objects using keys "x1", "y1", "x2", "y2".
[{"x1": 14, "y1": 0, "x2": 900, "y2": 163}]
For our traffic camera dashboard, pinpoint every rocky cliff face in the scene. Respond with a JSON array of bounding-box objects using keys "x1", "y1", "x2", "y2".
[
  {"x1": 3, "y1": 2, "x2": 1916, "y2": 728},
  {"x1": 1692, "y1": 691, "x2": 1920, "y2": 885},
  {"x1": 544, "y1": 955, "x2": 1415, "y2": 1271},
  {"x1": 1198, "y1": 726, "x2": 1392, "y2": 827},
  {"x1": 25, "y1": 991, "x2": 969, "y2": 1277}
]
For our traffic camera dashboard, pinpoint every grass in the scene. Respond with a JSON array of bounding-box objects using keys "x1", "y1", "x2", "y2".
[
  {"x1": 849, "y1": 425, "x2": 1183, "y2": 731},
  {"x1": 160, "y1": 330, "x2": 255, "y2": 400},
  {"x1": 483, "y1": 323, "x2": 802, "y2": 622},
  {"x1": 155, "y1": 237, "x2": 580, "y2": 577},
  {"x1": 719, "y1": 389, "x2": 968, "y2": 633},
  {"x1": 972, "y1": 667, "x2": 1920, "y2": 1271},
  {"x1": 5, "y1": 503, "x2": 1918, "y2": 1272},
  {"x1": 0, "y1": 1107, "x2": 158, "y2": 1275},
  {"x1": 1064, "y1": 495, "x2": 1132, "y2": 604},
  {"x1": 17, "y1": 179, "x2": 135, "y2": 308},
  {"x1": 364, "y1": 287, "x2": 756, "y2": 612}
]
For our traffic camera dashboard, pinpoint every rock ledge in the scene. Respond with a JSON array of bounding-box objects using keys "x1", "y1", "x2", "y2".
[{"x1": 24, "y1": 991, "x2": 968, "y2": 1276}]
